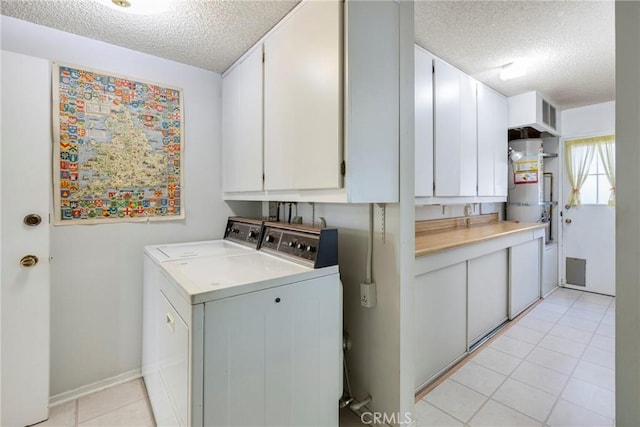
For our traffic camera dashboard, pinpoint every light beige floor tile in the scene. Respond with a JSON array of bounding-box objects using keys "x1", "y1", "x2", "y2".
[
  {"x1": 492, "y1": 378, "x2": 556, "y2": 422},
  {"x1": 596, "y1": 322, "x2": 615, "y2": 338},
  {"x1": 601, "y1": 313, "x2": 615, "y2": 326},
  {"x1": 582, "y1": 346, "x2": 615, "y2": 370},
  {"x1": 414, "y1": 400, "x2": 463, "y2": 427},
  {"x1": 425, "y1": 379, "x2": 487, "y2": 423},
  {"x1": 537, "y1": 300, "x2": 571, "y2": 315},
  {"x1": 510, "y1": 360, "x2": 569, "y2": 396},
  {"x1": 79, "y1": 399, "x2": 153, "y2": 427},
  {"x1": 548, "y1": 324, "x2": 594, "y2": 345},
  {"x1": 538, "y1": 334, "x2": 586, "y2": 358},
  {"x1": 504, "y1": 324, "x2": 546, "y2": 345},
  {"x1": 37, "y1": 401, "x2": 76, "y2": 427},
  {"x1": 450, "y1": 361, "x2": 506, "y2": 396},
  {"x1": 577, "y1": 293, "x2": 613, "y2": 307},
  {"x1": 78, "y1": 379, "x2": 146, "y2": 422},
  {"x1": 526, "y1": 346, "x2": 579, "y2": 375},
  {"x1": 562, "y1": 378, "x2": 615, "y2": 419},
  {"x1": 517, "y1": 316, "x2": 555, "y2": 333},
  {"x1": 468, "y1": 399, "x2": 542, "y2": 427},
  {"x1": 557, "y1": 314, "x2": 599, "y2": 333},
  {"x1": 489, "y1": 335, "x2": 535, "y2": 359},
  {"x1": 526, "y1": 307, "x2": 564, "y2": 323},
  {"x1": 590, "y1": 334, "x2": 615, "y2": 352},
  {"x1": 572, "y1": 360, "x2": 615, "y2": 392},
  {"x1": 565, "y1": 307, "x2": 605, "y2": 323},
  {"x1": 472, "y1": 347, "x2": 522, "y2": 376},
  {"x1": 572, "y1": 301, "x2": 608, "y2": 316},
  {"x1": 548, "y1": 399, "x2": 613, "y2": 427}
]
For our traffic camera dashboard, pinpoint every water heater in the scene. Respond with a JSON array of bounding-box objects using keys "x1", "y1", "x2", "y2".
[{"x1": 507, "y1": 139, "x2": 544, "y2": 223}]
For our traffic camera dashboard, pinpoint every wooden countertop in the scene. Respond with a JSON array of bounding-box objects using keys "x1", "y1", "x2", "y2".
[{"x1": 415, "y1": 217, "x2": 546, "y2": 257}]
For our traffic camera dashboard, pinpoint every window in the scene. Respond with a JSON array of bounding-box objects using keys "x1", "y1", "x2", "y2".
[
  {"x1": 565, "y1": 135, "x2": 615, "y2": 206},
  {"x1": 580, "y1": 153, "x2": 611, "y2": 205}
]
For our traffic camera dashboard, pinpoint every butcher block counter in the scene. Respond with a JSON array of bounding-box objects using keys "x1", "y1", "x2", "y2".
[{"x1": 415, "y1": 213, "x2": 546, "y2": 257}]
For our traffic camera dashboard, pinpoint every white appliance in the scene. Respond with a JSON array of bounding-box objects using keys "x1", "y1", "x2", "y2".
[
  {"x1": 144, "y1": 221, "x2": 342, "y2": 427},
  {"x1": 142, "y1": 217, "x2": 264, "y2": 425}
]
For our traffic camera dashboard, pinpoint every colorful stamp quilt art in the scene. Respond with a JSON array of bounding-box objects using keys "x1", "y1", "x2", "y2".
[{"x1": 52, "y1": 63, "x2": 184, "y2": 224}]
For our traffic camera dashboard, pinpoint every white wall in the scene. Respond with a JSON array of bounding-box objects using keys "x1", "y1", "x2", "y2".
[
  {"x1": 561, "y1": 100, "x2": 615, "y2": 138},
  {"x1": 615, "y1": 2, "x2": 640, "y2": 424},
  {"x1": 1, "y1": 16, "x2": 260, "y2": 397}
]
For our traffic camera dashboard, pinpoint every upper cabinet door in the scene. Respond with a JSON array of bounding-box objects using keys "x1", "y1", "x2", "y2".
[
  {"x1": 415, "y1": 46, "x2": 434, "y2": 198},
  {"x1": 493, "y1": 93, "x2": 508, "y2": 197},
  {"x1": 263, "y1": 0, "x2": 343, "y2": 191},
  {"x1": 477, "y1": 84, "x2": 508, "y2": 197},
  {"x1": 222, "y1": 47, "x2": 264, "y2": 192},
  {"x1": 434, "y1": 59, "x2": 477, "y2": 197}
]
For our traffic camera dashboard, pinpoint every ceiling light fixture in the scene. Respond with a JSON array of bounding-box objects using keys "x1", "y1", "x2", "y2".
[
  {"x1": 96, "y1": 0, "x2": 173, "y2": 15},
  {"x1": 500, "y1": 61, "x2": 527, "y2": 81}
]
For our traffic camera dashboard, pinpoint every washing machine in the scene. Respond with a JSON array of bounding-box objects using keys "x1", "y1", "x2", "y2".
[
  {"x1": 151, "y1": 221, "x2": 342, "y2": 427},
  {"x1": 142, "y1": 217, "x2": 263, "y2": 425}
]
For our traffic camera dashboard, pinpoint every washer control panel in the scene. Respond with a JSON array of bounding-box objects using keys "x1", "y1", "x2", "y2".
[
  {"x1": 224, "y1": 217, "x2": 263, "y2": 248},
  {"x1": 259, "y1": 222, "x2": 337, "y2": 268}
]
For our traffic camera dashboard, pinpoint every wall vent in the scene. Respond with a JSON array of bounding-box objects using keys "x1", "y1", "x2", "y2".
[{"x1": 566, "y1": 257, "x2": 586, "y2": 287}]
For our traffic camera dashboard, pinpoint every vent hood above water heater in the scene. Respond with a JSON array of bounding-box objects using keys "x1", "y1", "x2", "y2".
[{"x1": 508, "y1": 91, "x2": 560, "y2": 136}]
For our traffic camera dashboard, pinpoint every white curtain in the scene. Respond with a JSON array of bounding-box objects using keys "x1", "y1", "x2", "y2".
[
  {"x1": 597, "y1": 136, "x2": 616, "y2": 206},
  {"x1": 565, "y1": 139, "x2": 596, "y2": 206}
]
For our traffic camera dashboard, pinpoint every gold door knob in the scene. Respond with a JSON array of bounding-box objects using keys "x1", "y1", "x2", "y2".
[
  {"x1": 565, "y1": 218, "x2": 572, "y2": 224},
  {"x1": 20, "y1": 255, "x2": 39, "y2": 267}
]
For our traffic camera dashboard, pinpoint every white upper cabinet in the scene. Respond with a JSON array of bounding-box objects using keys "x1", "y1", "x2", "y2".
[
  {"x1": 222, "y1": 0, "x2": 400, "y2": 203},
  {"x1": 415, "y1": 46, "x2": 434, "y2": 198},
  {"x1": 477, "y1": 83, "x2": 508, "y2": 197},
  {"x1": 433, "y1": 58, "x2": 477, "y2": 197},
  {"x1": 222, "y1": 47, "x2": 264, "y2": 192},
  {"x1": 263, "y1": 0, "x2": 342, "y2": 191}
]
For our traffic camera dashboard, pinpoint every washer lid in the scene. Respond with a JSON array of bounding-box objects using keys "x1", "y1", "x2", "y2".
[
  {"x1": 160, "y1": 251, "x2": 338, "y2": 304},
  {"x1": 156, "y1": 240, "x2": 250, "y2": 259}
]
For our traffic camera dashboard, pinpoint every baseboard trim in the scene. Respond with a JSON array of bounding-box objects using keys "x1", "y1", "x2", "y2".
[{"x1": 49, "y1": 369, "x2": 141, "y2": 407}]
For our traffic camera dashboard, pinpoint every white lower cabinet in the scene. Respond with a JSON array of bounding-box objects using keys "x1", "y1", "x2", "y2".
[
  {"x1": 468, "y1": 250, "x2": 508, "y2": 346},
  {"x1": 414, "y1": 262, "x2": 467, "y2": 390},
  {"x1": 510, "y1": 239, "x2": 542, "y2": 318},
  {"x1": 414, "y1": 228, "x2": 544, "y2": 391}
]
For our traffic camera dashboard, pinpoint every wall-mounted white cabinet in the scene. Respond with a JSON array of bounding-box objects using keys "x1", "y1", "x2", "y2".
[
  {"x1": 222, "y1": 0, "x2": 400, "y2": 203},
  {"x1": 415, "y1": 46, "x2": 434, "y2": 198},
  {"x1": 477, "y1": 83, "x2": 509, "y2": 197},
  {"x1": 433, "y1": 58, "x2": 477, "y2": 197},
  {"x1": 263, "y1": 0, "x2": 342, "y2": 191},
  {"x1": 415, "y1": 46, "x2": 508, "y2": 205},
  {"x1": 222, "y1": 47, "x2": 263, "y2": 193}
]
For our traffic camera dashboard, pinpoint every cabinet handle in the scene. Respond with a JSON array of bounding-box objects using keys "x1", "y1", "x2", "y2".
[
  {"x1": 275, "y1": 297, "x2": 281, "y2": 303},
  {"x1": 166, "y1": 313, "x2": 174, "y2": 333}
]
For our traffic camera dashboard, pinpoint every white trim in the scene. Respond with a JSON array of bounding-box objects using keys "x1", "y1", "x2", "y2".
[{"x1": 48, "y1": 369, "x2": 141, "y2": 407}]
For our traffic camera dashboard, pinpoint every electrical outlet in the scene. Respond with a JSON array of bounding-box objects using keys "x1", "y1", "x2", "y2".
[{"x1": 360, "y1": 282, "x2": 377, "y2": 308}]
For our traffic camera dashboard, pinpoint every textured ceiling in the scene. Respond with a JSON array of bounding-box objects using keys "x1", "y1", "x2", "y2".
[
  {"x1": 0, "y1": 0, "x2": 299, "y2": 74},
  {"x1": 415, "y1": 0, "x2": 615, "y2": 109},
  {"x1": 1, "y1": 0, "x2": 614, "y2": 109}
]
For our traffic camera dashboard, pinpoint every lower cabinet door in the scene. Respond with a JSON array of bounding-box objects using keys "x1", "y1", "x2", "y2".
[
  {"x1": 203, "y1": 276, "x2": 341, "y2": 426},
  {"x1": 414, "y1": 262, "x2": 467, "y2": 390},
  {"x1": 468, "y1": 250, "x2": 509, "y2": 346},
  {"x1": 510, "y1": 238, "x2": 542, "y2": 318},
  {"x1": 157, "y1": 291, "x2": 189, "y2": 427}
]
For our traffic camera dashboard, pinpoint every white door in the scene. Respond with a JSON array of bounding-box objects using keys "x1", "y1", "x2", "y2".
[
  {"x1": 561, "y1": 138, "x2": 615, "y2": 295},
  {"x1": 1, "y1": 50, "x2": 51, "y2": 426}
]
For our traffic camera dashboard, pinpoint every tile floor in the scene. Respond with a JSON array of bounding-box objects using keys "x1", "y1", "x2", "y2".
[
  {"x1": 36, "y1": 379, "x2": 154, "y2": 427},
  {"x1": 39, "y1": 288, "x2": 614, "y2": 427},
  {"x1": 417, "y1": 288, "x2": 615, "y2": 427}
]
